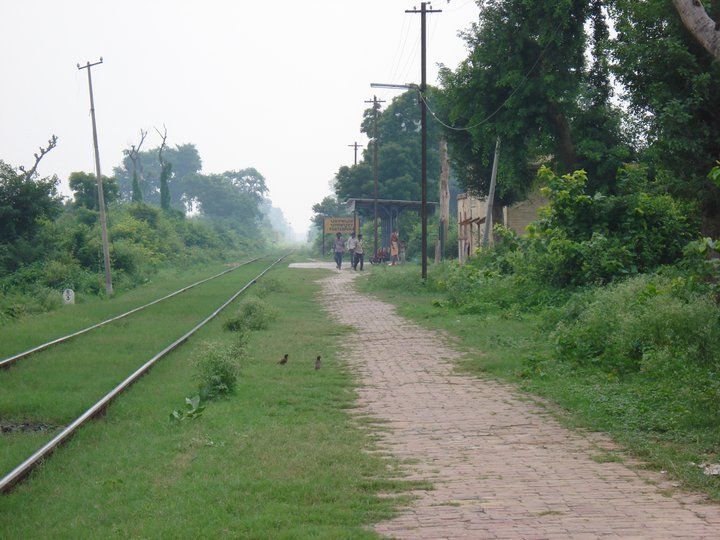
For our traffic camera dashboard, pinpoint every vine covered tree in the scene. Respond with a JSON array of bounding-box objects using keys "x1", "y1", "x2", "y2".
[
  {"x1": 156, "y1": 126, "x2": 172, "y2": 212},
  {"x1": 113, "y1": 142, "x2": 201, "y2": 208},
  {"x1": 123, "y1": 129, "x2": 147, "y2": 203}
]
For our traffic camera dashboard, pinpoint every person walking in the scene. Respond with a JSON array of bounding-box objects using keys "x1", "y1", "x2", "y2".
[
  {"x1": 346, "y1": 232, "x2": 357, "y2": 268},
  {"x1": 333, "y1": 232, "x2": 345, "y2": 270},
  {"x1": 354, "y1": 234, "x2": 365, "y2": 270},
  {"x1": 390, "y1": 231, "x2": 400, "y2": 266}
]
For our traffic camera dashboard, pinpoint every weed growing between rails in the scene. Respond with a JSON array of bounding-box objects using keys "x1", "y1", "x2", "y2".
[
  {"x1": 0, "y1": 261, "x2": 413, "y2": 537},
  {"x1": 360, "y1": 263, "x2": 720, "y2": 502}
]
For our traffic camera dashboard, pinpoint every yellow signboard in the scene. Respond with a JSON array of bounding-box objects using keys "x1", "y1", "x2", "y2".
[{"x1": 323, "y1": 217, "x2": 359, "y2": 234}]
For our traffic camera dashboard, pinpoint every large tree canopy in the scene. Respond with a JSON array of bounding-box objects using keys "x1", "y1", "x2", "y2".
[
  {"x1": 184, "y1": 168, "x2": 269, "y2": 235},
  {"x1": 334, "y1": 90, "x2": 442, "y2": 202},
  {"x1": 437, "y1": 0, "x2": 630, "y2": 205},
  {"x1": 611, "y1": 0, "x2": 720, "y2": 233}
]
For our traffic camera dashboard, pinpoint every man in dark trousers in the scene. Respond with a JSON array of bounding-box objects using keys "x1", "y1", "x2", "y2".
[
  {"x1": 333, "y1": 232, "x2": 345, "y2": 270},
  {"x1": 353, "y1": 234, "x2": 365, "y2": 271}
]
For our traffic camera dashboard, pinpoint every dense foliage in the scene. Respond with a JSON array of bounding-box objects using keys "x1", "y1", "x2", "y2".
[
  {"x1": 437, "y1": 0, "x2": 631, "y2": 205},
  {"x1": 481, "y1": 166, "x2": 697, "y2": 287},
  {"x1": 0, "y1": 144, "x2": 288, "y2": 324},
  {"x1": 611, "y1": 0, "x2": 720, "y2": 235}
]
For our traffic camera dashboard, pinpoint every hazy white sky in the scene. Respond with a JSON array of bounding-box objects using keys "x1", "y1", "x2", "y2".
[{"x1": 1, "y1": 0, "x2": 479, "y2": 239}]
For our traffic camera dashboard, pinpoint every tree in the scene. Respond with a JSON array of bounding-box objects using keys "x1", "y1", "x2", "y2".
[
  {"x1": 672, "y1": 0, "x2": 720, "y2": 60},
  {"x1": 334, "y1": 90, "x2": 442, "y2": 203},
  {"x1": 18, "y1": 135, "x2": 58, "y2": 181},
  {"x1": 612, "y1": 0, "x2": 720, "y2": 234},
  {"x1": 156, "y1": 126, "x2": 172, "y2": 211},
  {"x1": 310, "y1": 196, "x2": 345, "y2": 229},
  {"x1": 183, "y1": 169, "x2": 269, "y2": 239},
  {"x1": 69, "y1": 172, "x2": 119, "y2": 210},
  {"x1": 0, "y1": 161, "x2": 62, "y2": 245},
  {"x1": 123, "y1": 129, "x2": 147, "y2": 203},
  {"x1": 438, "y1": 0, "x2": 630, "y2": 204},
  {"x1": 113, "y1": 142, "x2": 202, "y2": 208}
]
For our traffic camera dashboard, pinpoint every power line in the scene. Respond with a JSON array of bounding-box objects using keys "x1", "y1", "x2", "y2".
[
  {"x1": 418, "y1": 24, "x2": 560, "y2": 132},
  {"x1": 388, "y1": 14, "x2": 412, "y2": 83}
]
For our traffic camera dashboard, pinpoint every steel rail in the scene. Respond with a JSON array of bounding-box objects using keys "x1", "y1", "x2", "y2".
[
  {"x1": 0, "y1": 253, "x2": 289, "y2": 493},
  {"x1": 0, "y1": 258, "x2": 261, "y2": 370}
]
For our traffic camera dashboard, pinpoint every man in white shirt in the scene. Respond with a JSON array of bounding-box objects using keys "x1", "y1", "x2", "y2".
[
  {"x1": 346, "y1": 233, "x2": 357, "y2": 269},
  {"x1": 353, "y1": 234, "x2": 365, "y2": 270}
]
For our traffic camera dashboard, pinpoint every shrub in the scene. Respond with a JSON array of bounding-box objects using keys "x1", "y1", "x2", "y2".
[
  {"x1": 254, "y1": 276, "x2": 288, "y2": 298},
  {"x1": 195, "y1": 342, "x2": 241, "y2": 399},
  {"x1": 553, "y1": 274, "x2": 720, "y2": 374},
  {"x1": 224, "y1": 296, "x2": 278, "y2": 332}
]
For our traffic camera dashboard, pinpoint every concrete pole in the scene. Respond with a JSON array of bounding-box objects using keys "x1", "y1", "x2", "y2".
[{"x1": 79, "y1": 59, "x2": 113, "y2": 295}]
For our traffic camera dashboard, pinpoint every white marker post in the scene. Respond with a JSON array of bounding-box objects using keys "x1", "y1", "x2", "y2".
[{"x1": 62, "y1": 289, "x2": 75, "y2": 305}]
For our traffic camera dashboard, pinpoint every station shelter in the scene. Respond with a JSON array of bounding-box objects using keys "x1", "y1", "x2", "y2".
[{"x1": 345, "y1": 198, "x2": 438, "y2": 252}]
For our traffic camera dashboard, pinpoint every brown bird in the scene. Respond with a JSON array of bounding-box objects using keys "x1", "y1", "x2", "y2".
[
  {"x1": 279, "y1": 354, "x2": 288, "y2": 365},
  {"x1": 314, "y1": 355, "x2": 321, "y2": 370}
]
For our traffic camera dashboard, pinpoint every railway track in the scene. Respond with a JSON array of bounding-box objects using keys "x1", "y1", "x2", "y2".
[
  {"x1": 0, "y1": 253, "x2": 289, "y2": 493},
  {"x1": 0, "y1": 257, "x2": 261, "y2": 370}
]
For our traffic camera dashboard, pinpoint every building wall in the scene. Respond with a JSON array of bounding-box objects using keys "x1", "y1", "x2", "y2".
[
  {"x1": 457, "y1": 194, "x2": 488, "y2": 224},
  {"x1": 505, "y1": 193, "x2": 549, "y2": 236},
  {"x1": 457, "y1": 191, "x2": 548, "y2": 263}
]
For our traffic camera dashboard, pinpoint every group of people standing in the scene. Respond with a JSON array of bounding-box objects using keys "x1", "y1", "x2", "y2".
[{"x1": 332, "y1": 231, "x2": 401, "y2": 270}]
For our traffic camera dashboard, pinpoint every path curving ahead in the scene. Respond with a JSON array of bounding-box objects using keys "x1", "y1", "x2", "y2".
[{"x1": 318, "y1": 270, "x2": 720, "y2": 539}]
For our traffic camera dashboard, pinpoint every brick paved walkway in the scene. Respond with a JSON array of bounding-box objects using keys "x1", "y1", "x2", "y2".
[{"x1": 318, "y1": 269, "x2": 720, "y2": 539}]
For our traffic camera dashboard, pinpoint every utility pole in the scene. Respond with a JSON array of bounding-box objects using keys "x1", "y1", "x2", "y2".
[
  {"x1": 78, "y1": 58, "x2": 113, "y2": 295},
  {"x1": 365, "y1": 95, "x2": 385, "y2": 257},
  {"x1": 406, "y1": 2, "x2": 441, "y2": 279},
  {"x1": 482, "y1": 137, "x2": 501, "y2": 248},
  {"x1": 347, "y1": 141, "x2": 363, "y2": 165}
]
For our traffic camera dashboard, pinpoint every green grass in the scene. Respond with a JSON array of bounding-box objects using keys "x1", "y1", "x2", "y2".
[
  {"x1": 0, "y1": 258, "x2": 260, "y2": 359},
  {"x1": 0, "y1": 258, "x2": 408, "y2": 537},
  {"x1": 359, "y1": 264, "x2": 720, "y2": 502},
  {"x1": 0, "y1": 259, "x2": 269, "y2": 475}
]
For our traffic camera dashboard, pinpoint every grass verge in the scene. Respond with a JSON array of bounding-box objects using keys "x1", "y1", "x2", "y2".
[
  {"x1": 359, "y1": 264, "x2": 720, "y2": 502},
  {"x1": 0, "y1": 259, "x2": 405, "y2": 538}
]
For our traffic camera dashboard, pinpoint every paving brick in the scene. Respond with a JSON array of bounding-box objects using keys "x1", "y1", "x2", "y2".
[{"x1": 317, "y1": 270, "x2": 720, "y2": 539}]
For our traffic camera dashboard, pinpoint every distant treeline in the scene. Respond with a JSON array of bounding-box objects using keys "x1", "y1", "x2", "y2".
[{"x1": 0, "y1": 142, "x2": 289, "y2": 323}]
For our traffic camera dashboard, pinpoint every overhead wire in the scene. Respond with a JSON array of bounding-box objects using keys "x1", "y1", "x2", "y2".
[
  {"x1": 387, "y1": 13, "x2": 412, "y2": 84},
  {"x1": 419, "y1": 19, "x2": 563, "y2": 132}
]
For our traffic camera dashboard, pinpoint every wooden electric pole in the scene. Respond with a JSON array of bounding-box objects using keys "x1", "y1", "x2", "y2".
[
  {"x1": 347, "y1": 141, "x2": 363, "y2": 165},
  {"x1": 482, "y1": 137, "x2": 501, "y2": 248},
  {"x1": 78, "y1": 58, "x2": 113, "y2": 295},
  {"x1": 365, "y1": 95, "x2": 385, "y2": 257},
  {"x1": 407, "y1": 2, "x2": 441, "y2": 279}
]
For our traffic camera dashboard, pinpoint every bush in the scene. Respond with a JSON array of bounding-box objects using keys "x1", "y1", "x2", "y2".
[
  {"x1": 464, "y1": 166, "x2": 699, "y2": 289},
  {"x1": 224, "y1": 296, "x2": 278, "y2": 332},
  {"x1": 195, "y1": 342, "x2": 241, "y2": 399},
  {"x1": 254, "y1": 276, "x2": 288, "y2": 298},
  {"x1": 553, "y1": 273, "x2": 720, "y2": 374}
]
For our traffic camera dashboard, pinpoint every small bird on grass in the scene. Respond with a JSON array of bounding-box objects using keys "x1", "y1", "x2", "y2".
[
  {"x1": 315, "y1": 355, "x2": 321, "y2": 370},
  {"x1": 279, "y1": 354, "x2": 288, "y2": 365}
]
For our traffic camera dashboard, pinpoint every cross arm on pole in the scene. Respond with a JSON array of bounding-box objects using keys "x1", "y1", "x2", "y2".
[{"x1": 77, "y1": 58, "x2": 103, "y2": 70}]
